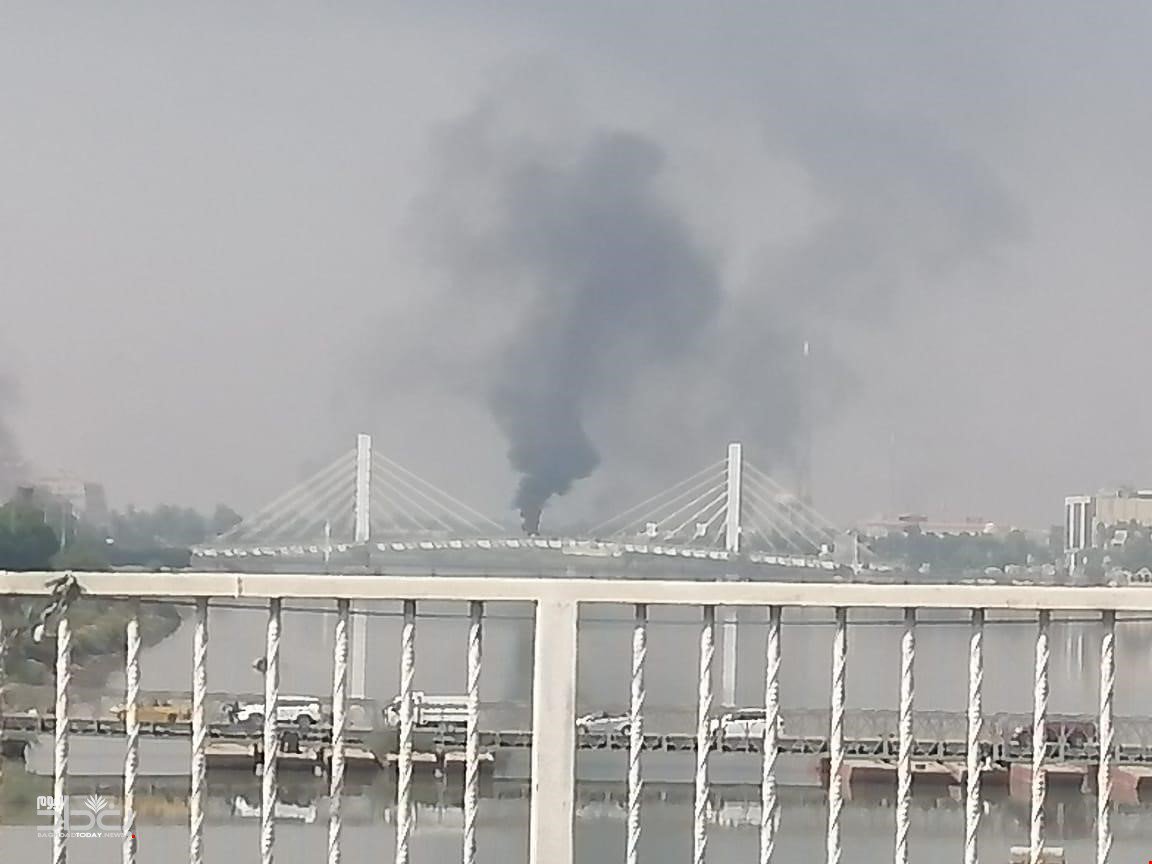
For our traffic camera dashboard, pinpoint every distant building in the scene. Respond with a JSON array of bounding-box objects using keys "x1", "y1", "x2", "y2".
[
  {"x1": 1064, "y1": 488, "x2": 1152, "y2": 561},
  {"x1": 859, "y1": 514, "x2": 1004, "y2": 538},
  {"x1": 29, "y1": 473, "x2": 110, "y2": 530},
  {"x1": 0, "y1": 455, "x2": 27, "y2": 499}
]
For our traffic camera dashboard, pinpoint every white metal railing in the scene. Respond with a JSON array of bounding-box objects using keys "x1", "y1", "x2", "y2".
[{"x1": 2, "y1": 571, "x2": 1148, "y2": 864}]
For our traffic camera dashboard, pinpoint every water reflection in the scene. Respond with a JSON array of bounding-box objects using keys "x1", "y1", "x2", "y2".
[{"x1": 4, "y1": 760, "x2": 1152, "y2": 862}]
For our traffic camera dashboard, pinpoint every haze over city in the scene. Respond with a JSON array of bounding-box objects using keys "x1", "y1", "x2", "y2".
[
  {"x1": 3, "y1": 2, "x2": 1151, "y2": 532},
  {"x1": 9, "y1": 10, "x2": 1152, "y2": 864}
]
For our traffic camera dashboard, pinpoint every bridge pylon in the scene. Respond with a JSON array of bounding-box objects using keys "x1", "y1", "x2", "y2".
[
  {"x1": 725, "y1": 442, "x2": 742, "y2": 554},
  {"x1": 590, "y1": 442, "x2": 839, "y2": 557},
  {"x1": 207, "y1": 434, "x2": 505, "y2": 549}
]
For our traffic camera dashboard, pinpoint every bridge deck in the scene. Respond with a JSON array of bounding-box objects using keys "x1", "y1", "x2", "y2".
[{"x1": 4, "y1": 715, "x2": 1148, "y2": 764}]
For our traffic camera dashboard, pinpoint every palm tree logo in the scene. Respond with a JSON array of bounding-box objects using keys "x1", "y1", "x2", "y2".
[{"x1": 83, "y1": 795, "x2": 109, "y2": 816}]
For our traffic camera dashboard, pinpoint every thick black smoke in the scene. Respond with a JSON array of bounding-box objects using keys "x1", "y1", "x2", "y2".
[
  {"x1": 417, "y1": 118, "x2": 722, "y2": 533},
  {"x1": 402, "y1": 78, "x2": 1021, "y2": 532},
  {"x1": 492, "y1": 134, "x2": 721, "y2": 532}
]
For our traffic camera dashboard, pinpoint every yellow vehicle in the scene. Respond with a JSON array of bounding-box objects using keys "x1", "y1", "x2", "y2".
[{"x1": 111, "y1": 700, "x2": 190, "y2": 724}]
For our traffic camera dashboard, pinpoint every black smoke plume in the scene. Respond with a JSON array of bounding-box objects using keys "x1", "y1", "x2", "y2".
[
  {"x1": 490, "y1": 133, "x2": 721, "y2": 532},
  {"x1": 401, "y1": 77, "x2": 1021, "y2": 532},
  {"x1": 416, "y1": 115, "x2": 721, "y2": 534}
]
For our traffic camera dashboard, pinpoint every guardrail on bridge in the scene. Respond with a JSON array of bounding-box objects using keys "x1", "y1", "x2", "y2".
[{"x1": 1, "y1": 570, "x2": 1147, "y2": 864}]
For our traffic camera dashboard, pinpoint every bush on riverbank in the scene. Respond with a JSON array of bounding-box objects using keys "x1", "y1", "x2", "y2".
[
  {"x1": 1, "y1": 492, "x2": 189, "y2": 689},
  {"x1": 0, "y1": 598, "x2": 183, "y2": 687}
]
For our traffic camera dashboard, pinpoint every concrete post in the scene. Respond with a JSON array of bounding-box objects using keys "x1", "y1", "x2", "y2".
[
  {"x1": 721, "y1": 607, "x2": 738, "y2": 707},
  {"x1": 349, "y1": 612, "x2": 367, "y2": 700},
  {"x1": 529, "y1": 599, "x2": 578, "y2": 864}
]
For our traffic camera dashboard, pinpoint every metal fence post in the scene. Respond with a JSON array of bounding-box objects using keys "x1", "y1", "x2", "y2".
[
  {"x1": 122, "y1": 606, "x2": 141, "y2": 864},
  {"x1": 54, "y1": 614, "x2": 71, "y2": 864},
  {"x1": 827, "y1": 607, "x2": 847, "y2": 864}
]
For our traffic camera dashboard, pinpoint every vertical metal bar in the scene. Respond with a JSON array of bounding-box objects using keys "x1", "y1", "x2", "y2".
[
  {"x1": 827, "y1": 607, "x2": 847, "y2": 864},
  {"x1": 464, "y1": 600, "x2": 483, "y2": 864},
  {"x1": 1030, "y1": 610, "x2": 1050, "y2": 864},
  {"x1": 895, "y1": 607, "x2": 915, "y2": 864},
  {"x1": 694, "y1": 605, "x2": 716, "y2": 864},
  {"x1": 964, "y1": 609, "x2": 984, "y2": 864},
  {"x1": 396, "y1": 600, "x2": 416, "y2": 864},
  {"x1": 1097, "y1": 610, "x2": 1115, "y2": 864},
  {"x1": 328, "y1": 600, "x2": 350, "y2": 864},
  {"x1": 528, "y1": 599, "x2": 578, "y2": 864},
  {"x1": 760, "y1": 605, "x2": 782, "y2": 864},
  {"x1": 261, "y1": 599, "x2": 282, "y2": 864},
  {"x1": 122, "y1": 605, "x2": 140, "y2": 864},
  {"x1": 190, "y1": 598, "x2": 208, "y2": 864},
  {"x1": 627, "y1": 603, "x2": 647, "y2": 864},
  {"x1": 54, "y1": 614, "x2": 71, "y2": 864}
]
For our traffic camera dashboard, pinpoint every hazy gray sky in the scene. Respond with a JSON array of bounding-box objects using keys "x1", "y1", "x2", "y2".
[{"x1": 2, "y1": 1, "x2": 1150, "y2": 530}]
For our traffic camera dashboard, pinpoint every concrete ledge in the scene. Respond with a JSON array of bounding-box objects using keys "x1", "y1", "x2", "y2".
[
  {"x1": 381, "y1": 751, "x2": 493, "y2": 765},
  {"x1": 824, "y1": 759, "x2": 1009, "y2": 798},
  {"x1": 1008, "y1": 846, "x2": 1064, "y2": 863},
  {"x1": 6, "y1": 569, "x2": 1152, "y2": 611},
  {"x1": 1008, "y1": 763, "x2": 1088, "y2": 800},
  {"x1": 1106, "y1": 764, "x2": 1152, "y2": 804},
  {"x1": 206, "y1": 741, "x2": 377, "y2": 772}
]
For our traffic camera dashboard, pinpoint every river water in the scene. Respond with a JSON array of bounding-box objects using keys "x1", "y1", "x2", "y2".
[
  {"x1": 3, "y1": 597, "x2": 1152, "y2": 860},
  {"x1": 3, "y1": 770, "x2": 1152, "y2": 862},
  {"x1": 104, "y1": 598, "x2": 1152, "y2": 717}
]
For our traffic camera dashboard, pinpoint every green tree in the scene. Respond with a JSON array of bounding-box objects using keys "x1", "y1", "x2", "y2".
[
  {"x1": 0, "y1": 497, "x2": 59, "y2": 571},
  {"x1": 110, "y1": 505, "x2": 207, "y2": 547},
  {"x1": 870, "y1": 524, "x2": 1052, "y2": 573},
  {"x1": 51, "y1": 538, "x2": 112, "y2": 571}
]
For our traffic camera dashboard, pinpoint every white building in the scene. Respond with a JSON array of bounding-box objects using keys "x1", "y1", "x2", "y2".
[{"x1": 1064, "y1": 488, "x2": 1152, "y2": 560}]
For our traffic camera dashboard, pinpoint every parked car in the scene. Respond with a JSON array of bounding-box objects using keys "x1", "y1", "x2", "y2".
[
  {"x1": 709, "y1": 708, "x2": 785, "y2": 743},
  {"x1": 224, "y1": 696, "x2": 324, "y2": 730},
  {"x1": 576, "y1": 711, "x2": 632, "y2": 735},
  {"x1": 112, "y1": 700, "x2": 189, "y2": 724}
]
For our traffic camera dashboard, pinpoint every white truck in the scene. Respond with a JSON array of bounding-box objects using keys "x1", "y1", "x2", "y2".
[
  {"x1": 233, "y1": 795, "x2": 317, "y2": 823},
  {"x1": 226, "y1": 696, "x2": 325, "y2": 730},
  {"x1": 383, "y1": 692, "x2": 470, "y2": 730}
]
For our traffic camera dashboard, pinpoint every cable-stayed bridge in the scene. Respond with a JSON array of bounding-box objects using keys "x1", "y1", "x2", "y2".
[{"x1": 193, "y1": 435, "x2": 867, "y2": 577}]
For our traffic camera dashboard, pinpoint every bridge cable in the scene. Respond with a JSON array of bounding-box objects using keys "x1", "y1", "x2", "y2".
[
  {"x1": 218, "y1": 451, "x2": 352, "y2": 543},
  {"x1": 587, "y1": 460, "x2": 727, "y2": 536},
  {"x1": 373, "y1": 461, "x2": 486, "y2": 534},
  {"x1": 741, "y1": 472, "x2": 833, "y2": 550},
  {"x1": 372, "y1": 466, "x2": 460, "y2": 534},
  {"x1": 255, "y1": 468, "x2": 355, "y2": 545},
  {"x1": 374, "y1": 454, "x2": 504, "y2": 532},
  {"x1": 603, "y1": 471, "x2": 728, "y2": 541}
]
